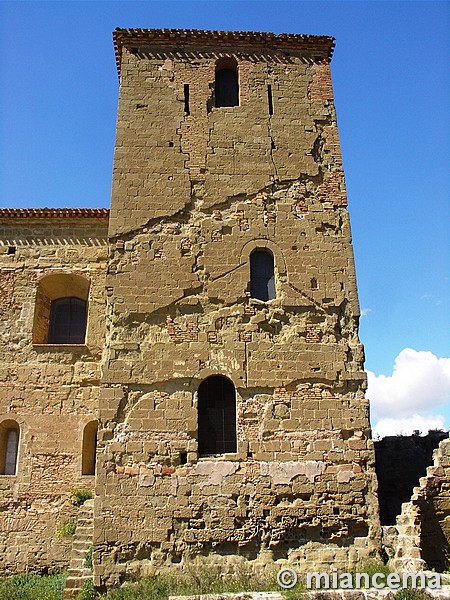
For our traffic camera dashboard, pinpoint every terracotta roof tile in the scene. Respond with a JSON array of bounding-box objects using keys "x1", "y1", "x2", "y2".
[
  {"x1": 113, "y1": 28, "x2": 335, "y2": 77},
  {"x1": 0, "y1": 208, "x2": 109, "y2": 220}
]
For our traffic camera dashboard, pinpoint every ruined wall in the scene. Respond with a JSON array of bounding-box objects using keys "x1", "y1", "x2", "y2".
[
  {"x1": 375, "y1": 431, "x2": 449, "y2": 526},
  {"x1": 391, "y1": 438, "x2": 450, "y2": 572},
  {"x1": 95, "y1": 30, "x2": 381, "y2": 587},
  {"x1": 0, "y1": 212, "x2": 108, "y2": 573}
]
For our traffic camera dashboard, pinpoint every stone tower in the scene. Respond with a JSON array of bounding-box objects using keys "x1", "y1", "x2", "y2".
[{"x1": 95, "y1": 28, "x2": 380, "y2": 586}]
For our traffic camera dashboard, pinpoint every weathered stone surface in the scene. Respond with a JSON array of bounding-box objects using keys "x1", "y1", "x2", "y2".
[
  {"x1": 94, "y1": 28, "x2": 381, "y2": 586},
  {"x1": 375, "y1": 431, "x2": 448, "y2": 526},
  {"x1": 391, "y1": 438, "x2": 450, "y2": 572},
  {"x1": 9, "y1": 28, "x2": 440, "y2": 583},
  {"x1": 0, "y1": 214, "x2": 107, "y2": 573}
]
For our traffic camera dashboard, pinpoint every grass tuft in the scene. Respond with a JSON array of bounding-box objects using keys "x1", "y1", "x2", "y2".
[
  {"x1": 71, "y1": 489, "x2": 93, "y2": 507},
  {"x1": 56, "y1": 520, "x2": 77, "y2": 538}
]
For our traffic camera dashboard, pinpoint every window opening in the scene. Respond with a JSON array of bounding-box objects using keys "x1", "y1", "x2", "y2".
[
  {"x1": 48, "y1": 297, "x2": 87, "y2": 344},
  {"x1": 268, "y1": 84, "x2": 273, "y2": 115},
  {"x1": 198, "y1": 376, "x2": 237, "y2": 456},
  {"x1": 184, "y1": 84, "x2": 190, "y2": 115},
  {"x1": 250, "y1": 250, "x2": 275, "y2": 301},
  {"x1": 215, "y1": 59, "x2": 239, "y2": 108},
  {"x1": 82, "y1": 421, "x2": 98, "y2": 476},
  {"x1": 0, "y1": 421, "x2": 19, "y2": 475}
]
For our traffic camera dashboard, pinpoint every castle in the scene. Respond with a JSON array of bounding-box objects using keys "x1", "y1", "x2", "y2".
[{"x1": 1, "y1": 28, "x2": 385, "y2": 590}]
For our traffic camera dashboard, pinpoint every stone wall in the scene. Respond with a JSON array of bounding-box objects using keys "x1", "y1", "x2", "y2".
[
  {"x1": 94, "y1": 29, "x2": 381, "y2": 587},
  {"x1": 0, "y1": 212, "x2": 108, "y2": 573},
  {"x1": 390, "y1": 437, "x2": 450, "y2": 572},
  {"x1": 375, "y1": 431, "x2": 449, "y2": 526}
]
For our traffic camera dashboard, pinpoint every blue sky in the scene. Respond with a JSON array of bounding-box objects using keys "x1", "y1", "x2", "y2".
[{"x1": 1, "y1": 1, "x2": 449, "y2": 436}]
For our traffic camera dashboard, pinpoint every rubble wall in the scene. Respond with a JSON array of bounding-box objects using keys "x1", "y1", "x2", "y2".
[
  {"x1": 390, "y1": 438, "x2": 450, "y2": 572},
  {"x1": 375, "y1": 431, "x2": 449, "y2": 526},
  {"x1": 96, "y1": 32, "x2": 381, "y2": 587}
]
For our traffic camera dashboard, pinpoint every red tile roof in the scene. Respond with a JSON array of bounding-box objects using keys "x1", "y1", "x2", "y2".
[
  {"x1": 113, "y1": 28, "x2": 335, "y2": 76},
  {"x1": 0, "y1": 208, "x2": 109, "y2": 220}
]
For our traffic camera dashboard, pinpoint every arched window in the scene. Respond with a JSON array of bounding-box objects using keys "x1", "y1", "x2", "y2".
[
  {"x1": 48, "y1": 297, "x2": 87, "y2": 344},
  {"x1": 250, "y1": 250, "x2": 275, "y2": 301},
  {"x1": 198, "y1": 376, "x2": 237, "y2": 456},
  {"x1": 215, "y1": 58, "x2": 239, "y2": 108},
  {"x1": 82, "y1": 421, "x2": 98, "y2": 476},
  {"x1": 33, "y1": 273, "x2": 90, "y2": 344},
  {"x1": 0, "y1": 420, "x2": 20, "y2": 475}
]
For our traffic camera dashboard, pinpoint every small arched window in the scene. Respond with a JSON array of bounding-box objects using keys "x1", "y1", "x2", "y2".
[
  {"x1": 82, "y1": 421, "x2": 98, "y2": 476},
  {"x1": 215, "y1": 58, "x2": 239, "y2": 108},
  {"x1": 33, "y1": 273, "x2": 90, "y2": 344},
  {"x1": 250, "y1": 250, "x2": 275, "y2": 301},
  {"x1": 198, "y1": 376, "x2": 237, "y2": 456},
  {"x1": 0, "y1": 420, "x2": 20, "y2": 475}
]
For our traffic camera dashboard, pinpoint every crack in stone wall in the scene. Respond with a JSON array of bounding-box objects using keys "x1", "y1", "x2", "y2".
[{"x1": 96, "y1": 39, "x2": 381, "y2": 587}]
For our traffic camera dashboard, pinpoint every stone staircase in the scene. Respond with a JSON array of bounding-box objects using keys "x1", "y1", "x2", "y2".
[
  {"x1": 63, "y1": 498, "x2": 94, "y2": 599},
  {"x1": 390, "y1": 437, "x2": 450, "y2": 572}
]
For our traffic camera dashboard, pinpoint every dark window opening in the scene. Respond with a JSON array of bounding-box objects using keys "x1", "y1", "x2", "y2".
[
  {"x1": 250, "y1": 250, "x2": 275, "y2": 301},
  {"x1": 48, "y1": 297, "x2": 87, "y2": 344},
  {"x1": 198, "y1": 376, "x2": 237, "y2": 456},
  {"x1": 0, "y1": 421, "x2": 19, "y2": 475},
  {"x1": 267, "y1": 84, "x2": 273, "y2": 115},
  {"x1": 180, "y1": 452, "x2": 187, "y2": 465},
  {"x1": 184, "y1": 84, "x2": 190, "y2": 115},
  {"x1": 215, "y1": 59, "x2": 239, "y2": 108},
  {"x1": 82, "y1": 421, "x2": 98, "y2": 476},
  {"x1": 311, "y1": 277, "x2": 318, "y2": 290},
  {"x1": 8, "y1": 246, "x2": 16, "y2": 255}
]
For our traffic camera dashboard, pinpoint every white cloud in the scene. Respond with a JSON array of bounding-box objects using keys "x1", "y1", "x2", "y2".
[
  {"x1": 366, "y1": 349, "x2": 450, "y2": 438},
  {"x1": 372, "y1": 413, "x2": 446, "y2": 439},
  {"x1": 360, "y1": 308, "x2": 372, "y2": 318}
]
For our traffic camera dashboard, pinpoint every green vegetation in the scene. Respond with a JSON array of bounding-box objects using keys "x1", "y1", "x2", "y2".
[
  {"x1": 0, "y1": 572, "x2": 65, "y2": 600},
  {"x1": 85, "y1": 547, "x2": 93, "y2": 570},
  {"x1": 347, "y1": 558, "x2": 391, "y2": 588},
  {"x1": 71, "y1": 489, "x2": 93, "y2": 507},
  {"x1": 0, "y1": 569, "x2": 441, "y2": 600},
  {"x1": 76, "y1": 580, "x2": 97, "y2": 600},
  {"x1": 394, "y1": 590, "x2": 432, "y2": 600},
  {"x1": 56, "y1": 520, "x2": 77, "y2": 538},
  {"x1": 0, "y1": 570, "x2": 277, "y2": 600},
  {"x1": 92, "y1": 568, "x2": 277, "y2": 599}
]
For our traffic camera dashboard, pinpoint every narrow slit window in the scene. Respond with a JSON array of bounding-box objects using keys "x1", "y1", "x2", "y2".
[
  {"x1": 198, "y1": 376, "x2": 237, "y2": 456},
  {"x1": 250, "y1": 250, "x2": 275, "y2": 301},
  {"x1": 184, "y1": 84, "x2": 190, "y2": 115},
  {"x1": 268, "y1": 84, "x2": 273, "y2": 115}
]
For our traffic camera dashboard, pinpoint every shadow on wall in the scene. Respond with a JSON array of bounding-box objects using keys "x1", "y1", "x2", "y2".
[{"x1": 374, "y1": 430, "x2": 449, "y2": 526}]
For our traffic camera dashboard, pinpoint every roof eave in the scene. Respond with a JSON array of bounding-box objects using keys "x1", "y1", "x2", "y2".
[{"x1": 113, "y1": 28, "x2": 335, "y2": 77}]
